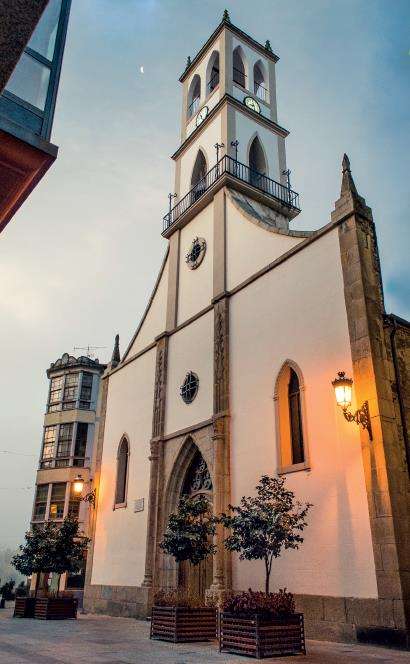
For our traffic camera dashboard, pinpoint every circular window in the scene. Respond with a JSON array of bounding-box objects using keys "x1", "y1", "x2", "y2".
[
  {"x1": 186, "y1": 237, "x2": 206, "y2": 270},
  {"x1": 180, "y1": 371, "x2": 199, "y2": 404}
]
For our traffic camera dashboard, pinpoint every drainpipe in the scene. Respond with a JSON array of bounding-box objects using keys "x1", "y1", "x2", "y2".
[{"x1": 387, "y1": 315, "x2": 410, "y2": 476}]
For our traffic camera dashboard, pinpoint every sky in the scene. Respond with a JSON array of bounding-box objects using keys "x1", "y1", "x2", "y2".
[{"x1": 0, "y1": 0, "x2": 409, "y2": 548}]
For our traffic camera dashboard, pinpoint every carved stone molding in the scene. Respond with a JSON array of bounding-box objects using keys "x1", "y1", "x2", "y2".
[
  {"x1": 152, "y1": 337, "x2": 168, "y2": 439},
  {"x1": 214, "y1": 298, "x2": 229, "y2": 414}
]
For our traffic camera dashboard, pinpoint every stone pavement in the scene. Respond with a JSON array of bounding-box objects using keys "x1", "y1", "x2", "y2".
[{"x1": 0, "y1": 604, "x2": 408, "y2": 663}]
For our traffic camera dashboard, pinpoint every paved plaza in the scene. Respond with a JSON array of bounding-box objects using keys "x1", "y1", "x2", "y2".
[{"x1": 0, "y1": 604, "x2": 408, "y2": 663}]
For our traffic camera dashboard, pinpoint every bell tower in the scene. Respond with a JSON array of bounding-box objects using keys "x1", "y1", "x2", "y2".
[{"x1": 163, "y1": 10, "x2": 300, "y2": 236}]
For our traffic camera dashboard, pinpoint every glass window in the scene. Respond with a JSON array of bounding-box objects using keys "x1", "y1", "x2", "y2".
[
  {"x1": 41, "y1": 426, "x2": 56, "y2": 468},
  {"x1": 288, "y1": 369, "x2": 305, "y2": 465},
  {"x1": 79, "y1": 372, "x2": 93, "y2": 409},
  {"x1": 62, "y1": 373, "x2": 79, "y2": 410},
  {"x1": 48, "y1": 375, "x2": 63, "y2": 412},
  {"x1": 5, "y1": 52, "x2": 50, "y2": 110},
  {"x1": 115, "y1": 438, "x2": 129, "y2": 506},
  {"x1": 49, "y1": 482, "x2": 66, "y2": 519},
  {"x1": 27, "y1": 0, "x2": 62, "y2": 61},
  {"x1": 33, "y1": 484, "x2": 49, "y2": 521},
  {"x1": 68, "y1": 483, "x2": 81, "y2": 518},
  {"x1": 56, "y1": 423, "x2": 73, "y2": 460},
  {"x1": 74, "y1": 423, "x2": 88, "y2": 460}
]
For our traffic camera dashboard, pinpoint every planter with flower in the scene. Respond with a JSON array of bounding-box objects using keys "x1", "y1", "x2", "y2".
[
  {"x1": 219, "y1": 475, "x2": 312, "y2": 658},
  {"x1": 151, "y1": 494, "x2": 217, "y2": 642},
  {"x1": 12, "y1": 516, "x2": 89, "y2": 620}
]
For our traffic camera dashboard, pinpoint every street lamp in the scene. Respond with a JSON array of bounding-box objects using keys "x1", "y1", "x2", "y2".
[
  {"x1": 332, "y1": 372, "x2": 372, "y2": 440},
  {"x1": 72, "y1": 474, "x2": 96, "y2": 508}
]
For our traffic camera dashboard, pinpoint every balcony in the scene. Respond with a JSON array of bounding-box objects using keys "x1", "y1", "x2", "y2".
[{"x1": 163, "y1": 155, "x2": 300, "y2": 233}]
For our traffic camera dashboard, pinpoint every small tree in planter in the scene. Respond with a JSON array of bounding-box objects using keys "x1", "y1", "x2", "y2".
[
  {"x1": 151, "y1": 495, "x2": 217, "y2": 642},
  {"x1": 219, "y1": 475, "x2": 312, "y2": 658},
  {"x1": 12, "y1": 515, "x2": 89, "y2": 619}
]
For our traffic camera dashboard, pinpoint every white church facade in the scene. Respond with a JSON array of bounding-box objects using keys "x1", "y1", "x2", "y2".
[{"x1": 84, "y1": 14, "x2": 410, "y2": 645}]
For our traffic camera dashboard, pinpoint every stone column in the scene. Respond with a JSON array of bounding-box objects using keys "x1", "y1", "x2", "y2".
[
  {"x1": 333, "y1": 154, "x2": 410, "y2": 642},
  {"x1": 142, "y1": 336, "x2": 168, "y2": 589}
]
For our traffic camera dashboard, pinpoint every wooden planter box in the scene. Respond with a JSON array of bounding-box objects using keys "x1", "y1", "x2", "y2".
[
  {"x1": 150, "y1": 606, "x2": 217, "y2": 642},
  {"x1": 219, "y1": 612, "x2": 305, "y2": 659},
  {"x1": 34, "y1": 597, "x2": 78, "y2": 620},
  {"x1": 13, "y1": 597, "x2": 36, "y2": 618}
]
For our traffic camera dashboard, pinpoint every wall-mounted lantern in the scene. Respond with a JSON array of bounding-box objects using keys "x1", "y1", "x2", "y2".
[
  {"x1": 72, "y1": 474, "x2": 96, "y2": 508},
  {"x1": 332, "y1": 372, "x2": 373, "y2": 440}
]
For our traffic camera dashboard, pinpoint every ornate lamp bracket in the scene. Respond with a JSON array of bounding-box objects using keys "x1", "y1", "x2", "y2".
[
  {"x1": 81, "y1": 488, "x2": 96, "y2": 508},
  {"x1": 342, "y1": 401, "x2": 373, "y2": 440}
]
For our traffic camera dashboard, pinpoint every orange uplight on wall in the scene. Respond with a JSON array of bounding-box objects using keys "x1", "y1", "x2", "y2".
[{"x1": 332, "y1": 372, "x2": 372, "y2": 440}]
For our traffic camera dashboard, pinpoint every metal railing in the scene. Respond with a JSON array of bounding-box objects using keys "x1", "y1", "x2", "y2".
[
  {"x1": 187, "y1": 95, "x2": 200, "y2": 119},
  {"x1": 233, "y1": 67, "x2": 246, "y2": 88},
  {"x1": 254, "y1": 82, "x2": 269, "y2": 103},
  {"x1": 163, "y1": 155, "x2": 300, "y2": 232},
  {"x1": 207, "y1": 70, "x2": 220, "y2": 95},
  {"x1": 39, "y1": 455, "x2": 90, "y2": 470}
]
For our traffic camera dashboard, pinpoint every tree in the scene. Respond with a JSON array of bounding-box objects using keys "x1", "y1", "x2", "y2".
[
  {"x1": 12, "y1": 515, "x2": 90, "y2": 596},
  {"x1": 160, "y1": 494, "x2": 216, "y2": 567},
  {"x1": 220, "y1": 475, "x2": 312, "y2": 594}
]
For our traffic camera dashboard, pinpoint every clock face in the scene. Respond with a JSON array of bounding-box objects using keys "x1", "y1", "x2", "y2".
[
  {"x1": 244, "y1": 96, "x2": 261, "y2": 114},
  {"x1": 195, "y1": 105, "x2": 209, "y2": 127}
]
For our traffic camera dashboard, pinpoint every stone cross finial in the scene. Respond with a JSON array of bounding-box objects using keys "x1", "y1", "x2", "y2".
[
  {"x1": 222, "y1": 9, "x2": 231, "y2": 22},
  {"x1": 185, "y1": 56, "x2": 191, "y2": 70},
  {"x1": 111, "y1": 333, "x2": 120, "y2": 367},
  {"x1": 340, "y1": 153, "x2": 358, "y2": 196},
  {"x1": 265, "y1": 39, "x2": 273, "y2": 52}
]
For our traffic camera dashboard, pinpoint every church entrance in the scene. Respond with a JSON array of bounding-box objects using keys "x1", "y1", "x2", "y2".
[{"x1": 177, "y1": 449, "x2": 213, "y2": 599}]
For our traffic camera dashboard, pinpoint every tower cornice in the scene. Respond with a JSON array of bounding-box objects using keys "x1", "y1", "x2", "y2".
[
  {"x1": 172, "y1": 94, "x2": 289, "y2": 161},
  {"x1": 179, "y1": 19, "x2": 279, "y2": 83}
]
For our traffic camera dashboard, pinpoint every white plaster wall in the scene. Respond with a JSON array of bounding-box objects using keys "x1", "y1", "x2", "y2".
[
  {"x1": 186, "y1": 89, "x2": 221, "y2": 139},
  {"x1": 165, "y1": 311, "x2": 213, "y2": 436},
  {"x1": 226, "y1": 196, "x2": 303, "y2": 290},
  {"x1": 177, "y1": 203, "x2": 213, "y2": 325},
  {"x1": 234, "y1": 111, "x2": 280, "y2": 180},
  {"x1": 229, "y1": 228, "x2": 378, "y2": 598},
  {"x1": 91, "y1": 349, "x2": 155, "y2": 587},
  {"x1": 231, "y1": 85, "x2": 270, "y2": 120},
  {"x1": 127, "y1": 255, "x2": 168, "y2": 356},
  {"x1": 179, "y1": 114, "x2": 222, "y2": 198}
]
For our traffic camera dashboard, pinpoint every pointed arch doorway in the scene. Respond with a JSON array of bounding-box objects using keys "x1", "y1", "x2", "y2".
[{"x1": 178, "y1": 448, "x2": 214, "y2": 599}]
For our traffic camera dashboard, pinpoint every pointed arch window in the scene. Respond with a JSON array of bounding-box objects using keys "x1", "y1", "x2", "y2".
[
  {"x1": 187, "y1": 74, "x2": 201, "y2": 119},
  {"x1": 254, "y1": 60, "x2": 268, "y2": 103},
  {"x1": 114, "y1": 437, "x2": 129, "y2": 508},
  {"x1": 249, "y1": 135, "x2": 268, "y2": 188},
  {"x1": 233, "y1": 46, "x2": 246, "y2": 88},
  {"x1": 191, "y1": 150, "x2": 207, "y2": 202},
  {"x1": 274, "y1": 362, "x2": 309, "y2": 473},
  {"x1": 206, "y1": 51, "x2": 219, "y2": 95}
]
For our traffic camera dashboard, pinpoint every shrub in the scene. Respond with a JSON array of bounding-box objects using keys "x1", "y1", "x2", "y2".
[
  {"x1": 222, "y1": 588, "x2": 295, "y2": 617},
  {"x1": 153, "y1": 587, "x2": 206, "y2": 608}
]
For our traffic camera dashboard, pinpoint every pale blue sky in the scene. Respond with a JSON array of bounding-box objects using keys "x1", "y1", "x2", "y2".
[{"x1": 0, "y1": 0, "x2": 409, "y2": 547}]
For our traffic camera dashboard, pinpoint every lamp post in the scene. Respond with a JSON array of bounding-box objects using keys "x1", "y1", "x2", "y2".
[
  {"x1": 72, "y1": 475, "x2": 96, "y2": 508},
  {"x1": 230, "y1": 140, "x2": 239, "y2": 162},
  {"x1": 282, "y1": 169, "x2": 292, "y2": 204},
  {"x1": 168, "y1": 192, "x2": 177, "y2": 219},
  {"x1": 332, "y1": 372, "x2": 372, "y2": 440}
]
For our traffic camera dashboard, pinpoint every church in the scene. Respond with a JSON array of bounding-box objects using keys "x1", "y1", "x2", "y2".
[{"x1": 84, "y1": 13, "x2": 410, "y2": 645}]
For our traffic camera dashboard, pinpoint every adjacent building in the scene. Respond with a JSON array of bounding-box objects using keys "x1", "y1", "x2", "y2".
[
  {"x1": 31, "y1": 352, "x2": 106, "y2": 595},
  {"x1": 0, "y1": 0, "x2": 71, "y2": 233},
  {"x1": 83, "y1": 12, "x2": 410, "y2": 646}
]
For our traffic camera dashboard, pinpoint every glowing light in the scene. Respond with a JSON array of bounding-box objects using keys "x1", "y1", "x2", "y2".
[
  {"x1": 140, "y1": 65, "x2": 144, "y2": 74},
  {"x1": 73, "y1": 475, "x2": 84, "y2": 495},
  {"x1": 332, "y1": 372, "x2": 353, "y2": 409}
]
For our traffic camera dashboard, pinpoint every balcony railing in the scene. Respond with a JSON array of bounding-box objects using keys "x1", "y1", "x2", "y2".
[
  {"x1": 187, "y1": 95, "x2": 200, "y2": 119},
  {"x1": 163, "y1": 155, "x2": 300, "y2": 232},
  {"x1": 39, "y1": 455, "x2": 90, "y2": 470},
  {"x1": 254, "y1": 82, "x2": 269, "y2": 104},
  {"x1": 233, "y1": 67, "x2": 247, "y2": 88}
]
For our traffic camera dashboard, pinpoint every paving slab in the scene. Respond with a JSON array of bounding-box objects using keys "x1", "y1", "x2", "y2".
[{"x1": 0, "y1": 604, "x2": 408, "y2": 663}]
